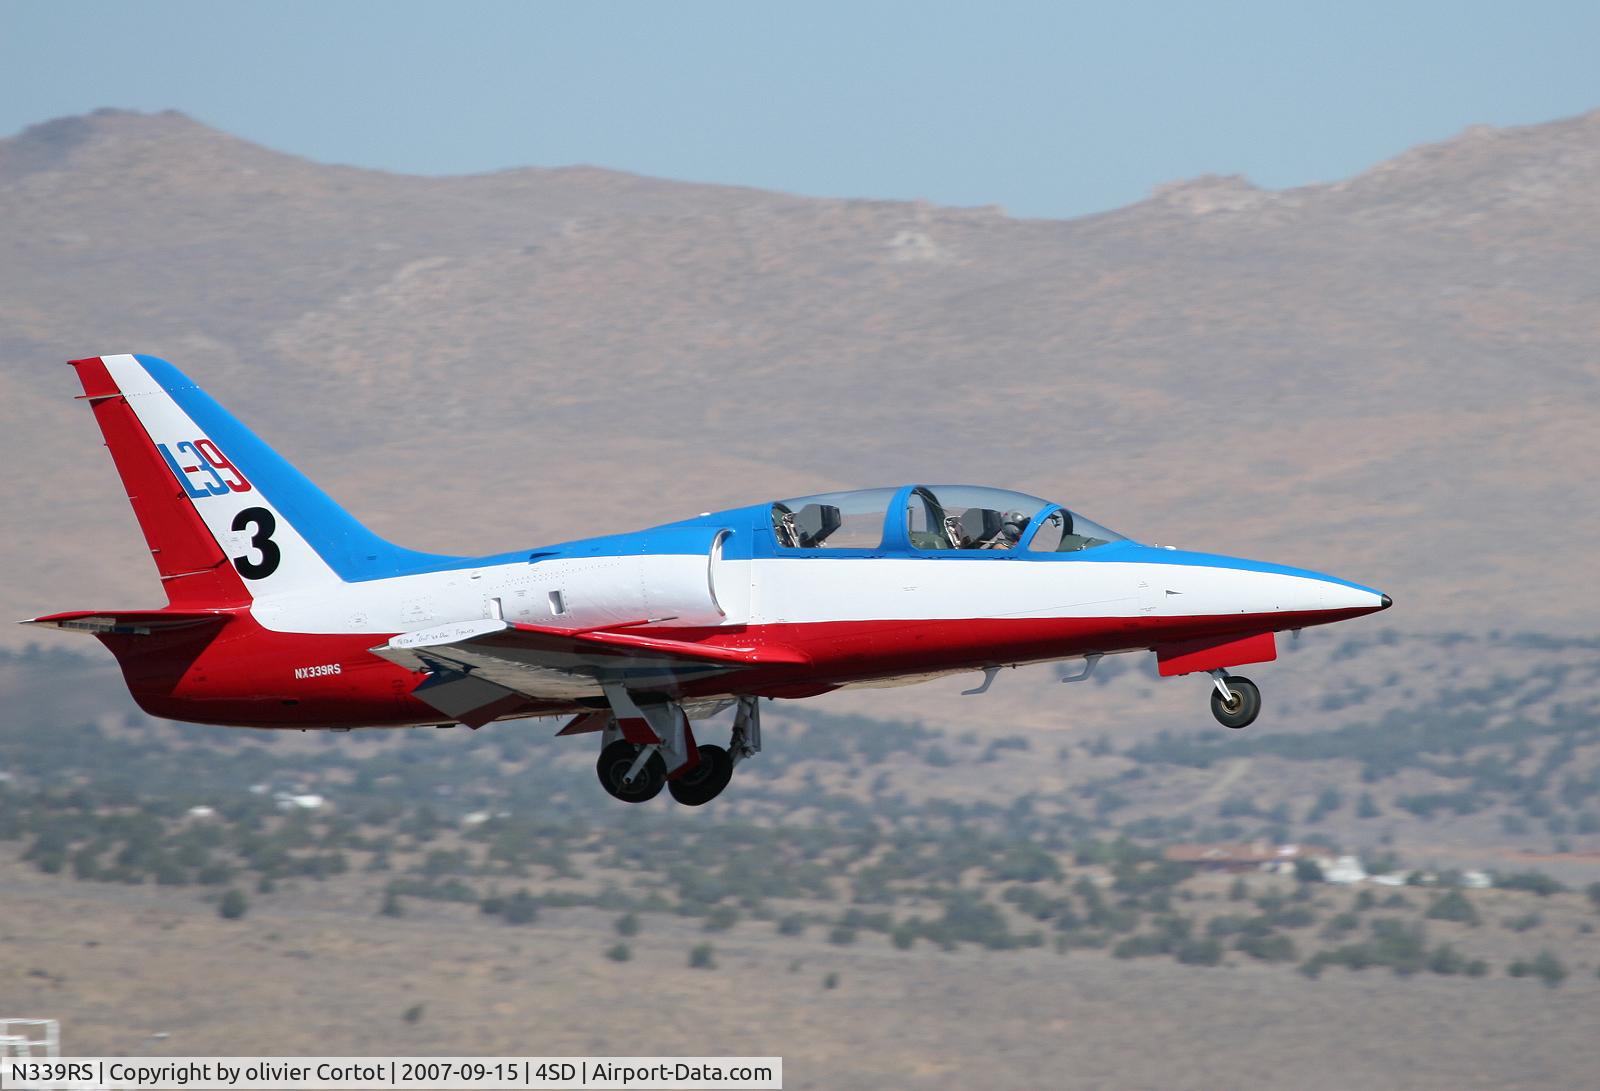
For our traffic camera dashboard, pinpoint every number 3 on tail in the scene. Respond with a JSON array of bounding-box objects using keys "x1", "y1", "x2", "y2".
[{"x1": 232, "y1": 507, "x2": 281, "y2": 579}]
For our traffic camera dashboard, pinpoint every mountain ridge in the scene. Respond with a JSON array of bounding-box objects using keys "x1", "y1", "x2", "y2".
[
  {"x1": 3, "y1": 107, "x2": 1597, "y2": 669},
  {"x1": 13, "y1": 105, "x2": 1600, "y2": 213}
]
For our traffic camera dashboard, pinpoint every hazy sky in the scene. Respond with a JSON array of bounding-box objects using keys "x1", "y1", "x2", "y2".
[{"x1": 4, "y1": 1, "x2": 1599, "y2": 219}]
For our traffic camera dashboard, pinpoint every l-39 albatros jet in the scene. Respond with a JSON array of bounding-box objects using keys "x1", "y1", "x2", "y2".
[{"x1": 29, "y1": 355, "x2": 1391, "y2": 806}]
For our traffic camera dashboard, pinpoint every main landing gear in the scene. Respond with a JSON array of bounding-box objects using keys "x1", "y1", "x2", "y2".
[
  {"x1": 596, "y1": 740, "x2": 668, "y2": 802},
  {"x1": 1208, "y1": 671, "x2": 1260, "y2": 729},
  {"x1": 593, "y1": 692, "x2": 761, "y2": 806},
  {"x1": 667, "y1": 744, "x2": 733, "y2": 807}
]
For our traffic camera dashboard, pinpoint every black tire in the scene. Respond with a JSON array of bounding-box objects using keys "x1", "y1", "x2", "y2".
[
  {"x1": 596, "y1": 740, "x2": 666, "y2": 803},
  {"x1": 1210, "y1": 675, "x2": 1261, "y2": 729},
  {"x1": 668, "y1": 744, "x2": 734, "y2": 807}
]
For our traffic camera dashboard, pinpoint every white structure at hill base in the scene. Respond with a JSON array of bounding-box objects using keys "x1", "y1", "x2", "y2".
[{"x1": 1321, "y1": 855, "x2": 1369, "y2": 884}]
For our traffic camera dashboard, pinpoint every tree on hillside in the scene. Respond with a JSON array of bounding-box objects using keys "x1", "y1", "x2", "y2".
[
  {"x1": 1306, "y1": 787, "x2": 1342, "y2": 823},
  {"x1": 1496, "y1": 871, "x2": 1565, "y2": 896},
  {"x1": 502, "y1": 889, "x2": 539, "y2": 925},
  {"x1": 1425, "y1": 890, "x2": 1480, "y2": 926},
  {"x1": 1509, "y1": 949, "x2": 1568, "y2": 988}
]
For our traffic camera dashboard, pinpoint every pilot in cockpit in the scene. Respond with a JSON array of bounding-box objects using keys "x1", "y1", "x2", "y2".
[
  {"x1": 952, "y1": 508, "x2": 1030, "y2": 549},
  {"x1": 996, "y1": 510, "x2": 1031, "y2": 548}
]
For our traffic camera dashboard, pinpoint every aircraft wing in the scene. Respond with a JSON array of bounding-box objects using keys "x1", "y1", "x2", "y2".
[{"x1": 370, "y1": 618, "x2": 808, "y2": 727}]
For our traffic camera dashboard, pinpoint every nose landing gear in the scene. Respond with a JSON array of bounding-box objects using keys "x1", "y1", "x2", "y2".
[{"x1": 1208, "y1": 671, "x2": 1260, "y2": 729}]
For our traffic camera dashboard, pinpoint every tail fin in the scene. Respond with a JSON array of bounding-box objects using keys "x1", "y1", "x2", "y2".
[{"x1": 68, "y1": 354, "x2": 460, "y2": 607}]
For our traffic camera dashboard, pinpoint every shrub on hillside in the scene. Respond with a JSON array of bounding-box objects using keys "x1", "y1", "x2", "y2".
[
  {"x1": 1235, "y1": 932, "x2": 1296, "y2": 963},
  {"x1": 1508, "y1": 950, "x2": 1568, "y2": 988},
  {"x1": 1495, "y1": 871, "x2": 1565, "y2": 897},
  {"x1": 1425, "y1": 890, "x2": 1480, "y2": 926}
]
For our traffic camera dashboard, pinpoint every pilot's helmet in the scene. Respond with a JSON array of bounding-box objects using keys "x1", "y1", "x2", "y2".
[{"x1": 1001, "y1": 510, "x2": 1030, "y2": 539}]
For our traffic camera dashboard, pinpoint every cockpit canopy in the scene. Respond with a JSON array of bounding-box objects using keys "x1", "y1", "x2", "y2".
[
  {"x1": 769, "y1": 485, "x2": 1125, "y2": 553},
  {"x1": 770, "y1": 488, "x2": 899, "y2": 550}
]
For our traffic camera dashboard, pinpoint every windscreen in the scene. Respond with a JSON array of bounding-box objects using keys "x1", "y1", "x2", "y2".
[{"x1": 1026, "y1": 507, "x2": 1126, "y2": 552}]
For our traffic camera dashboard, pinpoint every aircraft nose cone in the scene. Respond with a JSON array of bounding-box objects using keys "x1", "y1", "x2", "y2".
[{"x1": 1315, "y1": 579, "x2": 1389, "y2": 614}]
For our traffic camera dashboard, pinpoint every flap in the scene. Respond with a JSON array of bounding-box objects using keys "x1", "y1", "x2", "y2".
[
  {"x1": 505, "y1": 621, "x2": 811, "y2": 666},
  {"x1": 371, "y1": 618, "x2": 808, "y2": 722},
  {"x1": 373, "y1": 618, "x2": 808, "y2": 673}
]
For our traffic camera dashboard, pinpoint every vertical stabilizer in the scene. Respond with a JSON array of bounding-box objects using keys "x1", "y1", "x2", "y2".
[{"x1": 68, "y1": 354, "x2": 462, "y2": 607}]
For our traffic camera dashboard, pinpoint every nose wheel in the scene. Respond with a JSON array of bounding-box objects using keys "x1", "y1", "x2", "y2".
[{"x1": 1209, "y1": 673, "x2": 1260, "y2": 729}]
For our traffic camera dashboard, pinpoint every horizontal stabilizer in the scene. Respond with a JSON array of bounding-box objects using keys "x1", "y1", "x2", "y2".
[{"x1": 21, "y1": 609, "x2": 230, "y2": 636}]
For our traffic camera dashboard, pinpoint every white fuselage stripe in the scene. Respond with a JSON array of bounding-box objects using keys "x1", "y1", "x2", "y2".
[{"x1": 242, "y1": 554, "x2": 1375, "y2": 635}]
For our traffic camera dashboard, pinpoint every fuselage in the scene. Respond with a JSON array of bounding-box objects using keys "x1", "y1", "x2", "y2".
[
  {"x1": 101, "y1": 500, "x2": 1387, "y2": 728},
  {"x1": 35, "y1": 354, "x2": 1390, "y2": 734}
]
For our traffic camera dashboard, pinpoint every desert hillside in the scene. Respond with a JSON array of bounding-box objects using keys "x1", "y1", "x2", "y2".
[
  {"x1": 4, "y1": 630, "x2": 1600, "y2": 1088},
  {"x1": 4, "y1": 108, "x2": 1600, "y2": 652}
]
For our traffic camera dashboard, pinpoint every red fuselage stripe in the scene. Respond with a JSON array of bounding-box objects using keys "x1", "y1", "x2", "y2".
[{"x1": 99, "y1": 605, "x2": 1380, "y2": 729}]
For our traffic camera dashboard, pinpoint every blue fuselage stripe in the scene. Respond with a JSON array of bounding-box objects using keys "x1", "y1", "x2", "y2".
[{"x1": 132, "y1": 357, "x2": 1379, "y2": 598}]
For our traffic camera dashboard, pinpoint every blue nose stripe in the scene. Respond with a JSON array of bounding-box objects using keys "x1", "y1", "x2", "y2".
[{"x1": 1110, "y1": 544, "x2": 1385, "y2": 598}]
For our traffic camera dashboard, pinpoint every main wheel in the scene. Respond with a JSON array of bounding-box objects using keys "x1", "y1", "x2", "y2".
[
  {"x1": 596, "y1": 740, "x2": 667, "y2": 803},
  {"x1": 1210, "y1": 675, "x2": 1261, "y2": 729},
  {"x1": 668, "y1": 744, "x2": 734, "y2": 807}
]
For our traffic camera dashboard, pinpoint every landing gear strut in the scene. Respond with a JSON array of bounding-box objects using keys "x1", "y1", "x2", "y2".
[
  {"x1": 1209, "y1": 672, "x2": 1260, "y2": 729},
  {"x1": 727, "y1": 694, "x2": 762, "y2": 767}
]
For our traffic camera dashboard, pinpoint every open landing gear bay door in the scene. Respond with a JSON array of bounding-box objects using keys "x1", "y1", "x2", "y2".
[{"x1": 370, "y1": 619, "x2": 808, "y2": 727}]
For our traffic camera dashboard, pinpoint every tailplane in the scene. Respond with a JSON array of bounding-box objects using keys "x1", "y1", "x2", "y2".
[{"x1": 23, "y1": 609, "x2": 231, "y2": 635}]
